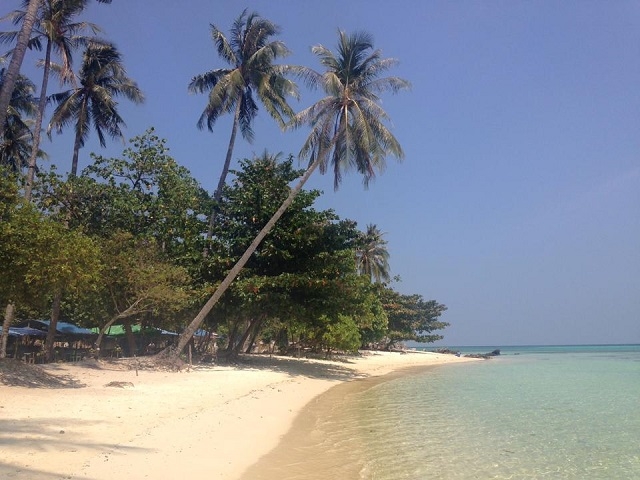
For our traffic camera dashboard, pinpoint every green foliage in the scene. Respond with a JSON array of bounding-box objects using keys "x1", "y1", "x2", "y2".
[
  {"x1": 92, "y1": 231, "x2": 194, "y2": 328},
  {"x1": 212, "y1": 152, "x2": 324, "y2": 267},
  {"x1": 322, "y1": 314, "x2": 361, "y2": 354},
  {"x1": 47, "y1": 39, "x2": 144, "y2": 176},
  {"x1": 0, "y1": 20, "x2": 443, "y2": 353},
  {"x1": 0, "y1": 69, "x2": 39, "y2": 174},
  {"x1": 205, "y1": 152, "x2": 386, "y2": 352},
  {"x1": 291, "y1": 30, "x2": 410, "y2": 189},
  {"x1": 188, "y1": 10, "x2": 297, "y2": 137},
  {"x1": 351, "y1": 281, "x2": 388, "y2": 346},
  {"x1": 19, "y1": 131, "x2": 208, "y2": 330},
  {"x1": 0, "y1": 171, "x2": 101, "y2": 312},
  {"x1": 35, "y1": 129, "x2": 211, "y2": 275},
  {"x1": 381, "y1": 287, "x2": 449, "y2": 348},
  {"x1": 355, "y1": 224, "x2": 391, "y2": 283}
]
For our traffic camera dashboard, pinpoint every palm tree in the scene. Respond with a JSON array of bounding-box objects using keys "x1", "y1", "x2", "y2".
[
  {"x1": 0, "y1": 68, "x2": 48, "y2": 174},
  {"x1": 47, "y1": 40, "x2": 144, "y2": 176},
  {"x1": 0, "y1": 120, "x2": 34, "y2": 173},
  {"x1": 0, "y1": 0, "x2": 112, "y2": 199},
  {"x1": 292, "y1": 30, "x2": 410, "y2": 189},
  {"x1": 0, "y1": 0, "x2": 40, "y2": 131},
  {"x1": 0, "y1": 68, "x2": 38, "y2": 124},
  {"x1": 188, "y1": 9, "x2": 298, "y2": 237},
  {"x1": 169, "y1": 30, "x2": 409, "y2": 357},
  {"x1": 356, "y1": 224, "x2": 391, "y2": 283}
]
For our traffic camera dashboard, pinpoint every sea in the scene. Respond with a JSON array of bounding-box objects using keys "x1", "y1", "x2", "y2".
[{"x1": 241, "y1": 344, "x2": 640, "y2": 480}]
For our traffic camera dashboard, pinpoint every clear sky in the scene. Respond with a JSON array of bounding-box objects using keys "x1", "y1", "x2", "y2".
[{"x1": 4, "y1": 1, "x2": 639, "y2": 346}]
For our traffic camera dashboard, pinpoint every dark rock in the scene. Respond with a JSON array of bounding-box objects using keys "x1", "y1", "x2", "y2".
[{"x1": 104, "y1": 381, "x2": 134, "y2": 388}]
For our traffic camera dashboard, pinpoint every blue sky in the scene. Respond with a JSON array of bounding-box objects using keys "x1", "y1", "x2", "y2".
[{"x1": 4, "y1": 1, "x2": 639, "y2": 346}]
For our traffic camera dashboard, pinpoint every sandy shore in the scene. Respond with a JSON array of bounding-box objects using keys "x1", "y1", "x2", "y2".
[{"x1": 0, "y1": 351, "x2": 476, "y2": 479}]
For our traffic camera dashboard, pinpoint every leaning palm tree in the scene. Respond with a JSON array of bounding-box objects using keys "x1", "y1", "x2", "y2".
[
  {"x1": 0, "y1": 0, "x2": 112, "y2": 198},
  {"x1": 356, "y1": 224, "x2": 391, "y2": 283},
  {"x1": 188, "y1": 9, "x2": 298, "y2": 237},
  {"x1": 169, "y1": 30, "x2": 409, "y2": 357},
  {"x1": 47, "y1": 40, "x2": 144, "y2": 176},
  {"x1": 292, "y1": 30, "x2": 410, "y2": 189}
]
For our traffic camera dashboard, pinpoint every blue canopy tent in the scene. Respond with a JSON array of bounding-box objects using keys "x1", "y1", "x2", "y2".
[
  {"x1": 6, "y1": 320, "x2": 97, "y2": 363},
  {"x1": 0, "y1": 326, "x2": 47, "y2": 337},
  {"x1": 14, "y1": 320, "x2": 95, "y2": 336}
]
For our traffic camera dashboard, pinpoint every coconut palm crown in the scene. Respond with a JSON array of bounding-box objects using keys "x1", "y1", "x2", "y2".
[
  {"x1": 188, "y1": 9, "x2": 298, "y2": 209},
  {"x1": 1, "y1": 0, "x2": 112, "y2": 84},
  {"x1": 356, "y1": 223, "x2": 391, "y2": 283},
  {"x1": 290, "y1": 30, "x2": 410, "y2": 189},
  {"x1": 0, "y1": 68, "x2": 42, "y2": 173},
  {"x1": 47, "y1": 40, "x2": 144, "y2": 176},
  {"x1": 0, "y1": 0, "x2": 114, "y2": 197}
]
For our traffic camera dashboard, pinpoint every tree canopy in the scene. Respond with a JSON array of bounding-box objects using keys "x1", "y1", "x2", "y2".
[{"x1": 0, "y1": 10, "x2": 452, "y2": 362}]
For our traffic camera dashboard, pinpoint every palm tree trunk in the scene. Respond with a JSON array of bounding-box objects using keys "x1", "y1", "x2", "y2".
[
  {"x1": 171, "y1": 156, "x2": 322, "y2": 357},
  {"x1": 1, "y1": 302, "x2": 16, "y2": 359},
  {"x1": 0, "y1": 0, "x2": 40, "y2": 130},
  {"x1": 24, "y1": 39, "x2": 52, "y2": 202},
  {"x1": 70, "y1": 121, "x2": 84, "y2": 177},
  {"x1": 205, "y1": 100, "x2": 242, "y2": 245}
]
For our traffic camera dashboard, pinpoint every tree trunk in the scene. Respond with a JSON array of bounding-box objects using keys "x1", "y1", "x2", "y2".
[
  {"x1": 224, "y1": 319, "x2": 242, "y2": 354},
  {"x1": 0, "y1": 302, "x2": 16, "y2": 359},
  {"x1": 232, "y1": 318, "x2": 257, "y2": 357},
  {"x1": 70, "y1": 125, "x2": 84, "y2": 177},
  {"x1": 45, "y1": 291, "x2": 62, "y2": 363},
  {"x1": 0, "y1": 0, "x2": 40, "y2": 129},
  {"x1": 204, "y1": 100, "x2": 242, "y2": 247},
  {"x1": 24, "y1": 38, "x2": 52, "y2": 202},
  {"x1": 94, "y1": 300, "x2": 145, "y2": 350},
  {"x1": 69, "y1": 95, "x2": 89, "y2": 177},
  {"x1": 94, "y1": 313, "x2": 122, "y2": 351},
  {"x1": 171, "y1": 157, "x2": 322, "y2": 358},
  {"x1": 123, "y1": 320, "x2": 137, "y2": 357},
  {"x1": 245, "y1": 316, "x2": 265, "y2": 354}
]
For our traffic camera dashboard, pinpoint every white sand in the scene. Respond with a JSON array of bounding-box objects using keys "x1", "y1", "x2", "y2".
[{"x1": 0, "y1": 351, "x2": 476, "y2": 479}]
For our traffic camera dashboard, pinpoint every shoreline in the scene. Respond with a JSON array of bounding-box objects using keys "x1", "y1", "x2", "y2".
[{"x1": 0, "y1": 351, "x2": 477, "y2": 480}]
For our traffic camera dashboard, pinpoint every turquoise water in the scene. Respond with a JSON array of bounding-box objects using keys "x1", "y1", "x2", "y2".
[{"x1": 242, "y1": 345, "x2": 640, "y2": 479}]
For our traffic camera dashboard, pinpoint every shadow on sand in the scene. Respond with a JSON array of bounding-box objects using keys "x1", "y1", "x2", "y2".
[
  {"x1": 0, "y1": 417, "x2": 150, "y2": 480},
  {"x1": 196, "y1": 353, "x2": 370, "y2": 382},
  {"x1": 0, "y1": 359, "x2": 85, "y2": 388},
  {"x1": 1, "y1": 352, "x2": 371, "y2": 389}
]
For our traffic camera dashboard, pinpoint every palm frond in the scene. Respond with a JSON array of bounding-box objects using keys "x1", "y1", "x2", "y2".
[
  {"x1": 238, "y1": 91, "x2": 257, "y2": 142},
  {"x1": 295, "y1": 29, "x2": 408, "y2": 188},
  {"x1": 47, "y1": 39, "x2": 142, "y2": 174},
  {"x1": 211, "y1": 25, "x2": 236, "y2": 66}
]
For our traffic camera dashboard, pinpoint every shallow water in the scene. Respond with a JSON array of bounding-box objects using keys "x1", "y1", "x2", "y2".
[{"x1": 241, "y1": 345, "x2": 640, "y2": 479}]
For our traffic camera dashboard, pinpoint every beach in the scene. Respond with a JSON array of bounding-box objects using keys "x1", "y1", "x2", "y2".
[{"x1": 0, "y1": 350, "x2": 474, "y2": 480}]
